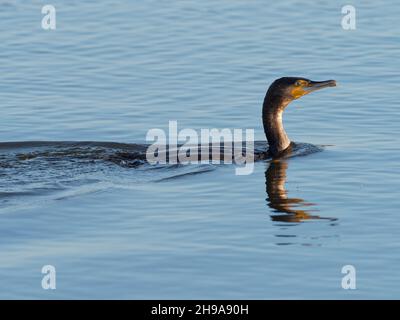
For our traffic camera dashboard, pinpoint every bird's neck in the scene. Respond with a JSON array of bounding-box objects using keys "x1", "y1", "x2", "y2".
[{"x1": 262, "y1": 94, "x2": 291, "y2": 157}]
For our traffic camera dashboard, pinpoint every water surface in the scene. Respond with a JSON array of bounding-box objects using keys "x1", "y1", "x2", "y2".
[{"x1": 0, "y1": 0, "x2": 400, "y2": 299}]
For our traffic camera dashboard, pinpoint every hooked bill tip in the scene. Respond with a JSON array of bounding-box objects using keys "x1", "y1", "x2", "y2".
[{"x1": 329, "y1": 80, "x2": 337, "y2": 87}]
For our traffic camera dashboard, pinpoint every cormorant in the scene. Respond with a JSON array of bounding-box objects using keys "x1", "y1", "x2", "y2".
[{"x1": 263, "y1": 77, "x2": 336, "y2": 157}]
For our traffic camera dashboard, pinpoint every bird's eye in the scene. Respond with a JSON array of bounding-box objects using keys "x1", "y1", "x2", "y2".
[{"x1": 295, "y1": 80, "x2": 302, "y2": 86}]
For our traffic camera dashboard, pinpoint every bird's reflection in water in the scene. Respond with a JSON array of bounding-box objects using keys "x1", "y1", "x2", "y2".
[{"x1": 265, "y1": 160, "x2": 336, "y2": 223}]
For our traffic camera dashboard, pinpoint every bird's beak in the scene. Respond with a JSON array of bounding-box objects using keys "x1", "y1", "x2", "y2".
[{"x1": 305, "y1": 80, "x2": 337, "y2": 93}]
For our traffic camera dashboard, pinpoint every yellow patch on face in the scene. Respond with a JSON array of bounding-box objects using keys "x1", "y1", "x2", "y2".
[
  {"x1": 291, "y1": 86, "x2": 307, "y2": 99},
  {"x1": 290, "y1": 80, "x2": 310, "y2": 99}
]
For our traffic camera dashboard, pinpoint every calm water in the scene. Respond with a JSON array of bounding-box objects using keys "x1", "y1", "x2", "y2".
[{"x1": 1, "y1": 0, "x2": 400, "y2": 299}]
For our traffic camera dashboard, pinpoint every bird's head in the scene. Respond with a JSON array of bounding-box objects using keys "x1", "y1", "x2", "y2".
[
  {"x1": 267, "y1": 77, "x2": 337, "y2": 103},
  {"x1": 263, "y1": 76, "x2": 337, "y2": 157}
]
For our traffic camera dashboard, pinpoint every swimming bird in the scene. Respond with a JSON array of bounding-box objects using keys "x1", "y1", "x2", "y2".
[
  {"x1": 2, "y1": 77, "x2": 336, "y2": 170},
  {"x1": 263, "y1": 77, "x2": 336, "y2": 157}
]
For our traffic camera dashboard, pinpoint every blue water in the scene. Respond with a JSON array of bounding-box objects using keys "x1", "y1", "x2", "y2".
[{"x1": 1, "y1": 0, "x2": 400, "y2": 299}]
